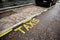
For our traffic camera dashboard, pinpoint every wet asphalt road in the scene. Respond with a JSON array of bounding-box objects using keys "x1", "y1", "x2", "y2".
[{"x1": 1, "y1": 3, "x2": 60, "y2": 40}]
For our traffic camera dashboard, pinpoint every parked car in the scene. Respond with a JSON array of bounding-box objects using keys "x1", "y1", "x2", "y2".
[
  {"x1": 0, "y1": 0, "x2": 58, "y2": 10},
  {"x1": 35, "y1": 0, "x2": 57, "y2": 7}
]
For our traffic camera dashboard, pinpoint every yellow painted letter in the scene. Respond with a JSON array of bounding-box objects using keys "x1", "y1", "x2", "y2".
[
  {"x1": 23, "y1": 24, "x2": 30, "y2": 31},
  {"x1": 14, "y1": 26, "x2": 25, "y2": 34}
]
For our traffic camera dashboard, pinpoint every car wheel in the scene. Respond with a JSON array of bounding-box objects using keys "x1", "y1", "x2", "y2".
[
  {"x1": 48, "y1": 3, "x2": 53, "y2": 7},
  {"x1": 35, "y1": 0, "x2": 39, "y2": 6},
  {"x1": 52, "y1": 3, "x2": 56, "y2": 5}
]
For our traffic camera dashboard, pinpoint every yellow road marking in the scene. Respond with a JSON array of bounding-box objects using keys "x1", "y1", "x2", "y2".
[
  {"x1": 26, "y1": 21, "x2": 34, "y2": 28},
  {"x1": 0, "y1": 18, "x2": 40, "y2": 37},
  {"x1": 24, "y1": 18, "x2": 32, "y2": 23},
  {"x1": 23, "y1": 24, "x2": 30, "y2": 31},
  {"x1": 0, "y1": 29, "x2": 12, "y2": 37},
  {"x1": 31, "y1": 18, "x2": 40, "y2": 24},
  {"x1": 14, "y1": 18, "x2": 40, "y2": 34},
  {"x1": 14, "y1": 26, "x2": 26, "y2": 34}
]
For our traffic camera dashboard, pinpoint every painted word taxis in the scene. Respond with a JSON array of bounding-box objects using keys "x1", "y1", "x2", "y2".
[
  {"x1": 0, "y1": 18, "x2": 40, "y2": 37},
  {"x1": 14, "y1": 18, "x2": 40, "y2": 34}
]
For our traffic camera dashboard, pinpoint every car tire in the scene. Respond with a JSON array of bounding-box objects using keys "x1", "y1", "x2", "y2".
[
  {"x1": 50, "y1": 3, "x2": 52, "y2": 7},
  {"x1": 52, "y1": 3, "x2": 56, "y2": 5},
  {"x1": 48, "y1": 2, "x2": 53, "y2": 7},
  {"x1": 35, "y1": 0, "x2": 39, "y2": 6}
]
